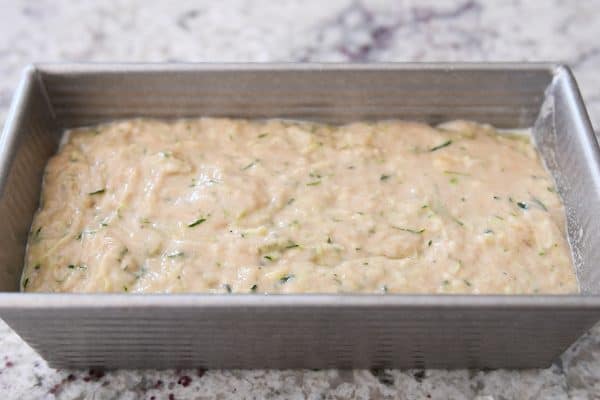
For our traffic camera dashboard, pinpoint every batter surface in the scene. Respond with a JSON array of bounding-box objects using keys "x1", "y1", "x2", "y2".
[{"x1": 21, "y1": 118, "x2": 578, "y2": 294}]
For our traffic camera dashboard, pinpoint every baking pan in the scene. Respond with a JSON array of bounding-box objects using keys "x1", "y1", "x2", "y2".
[{"x1": 1, "y1": 63, "x2": 599, "y2": 370}]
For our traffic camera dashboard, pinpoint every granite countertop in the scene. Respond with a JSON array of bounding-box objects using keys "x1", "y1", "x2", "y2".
[{"x1": 1, "y1": 1, "x2": 600, "y2": 398}]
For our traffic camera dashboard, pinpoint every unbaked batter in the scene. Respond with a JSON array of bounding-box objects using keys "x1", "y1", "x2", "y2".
[{"x1": 21, "y1": 118, "x2": 579, "y2": 294}]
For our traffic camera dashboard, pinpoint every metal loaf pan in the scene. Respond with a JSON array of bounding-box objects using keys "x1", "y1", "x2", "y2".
[{"x1": 1, "y1": 63, "x2": 600, "y2": 370}]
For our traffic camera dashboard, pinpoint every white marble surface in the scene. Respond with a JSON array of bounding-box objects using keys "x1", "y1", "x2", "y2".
[{"x1": 1, "y1": 0, "x2": 600, "y2": 398}]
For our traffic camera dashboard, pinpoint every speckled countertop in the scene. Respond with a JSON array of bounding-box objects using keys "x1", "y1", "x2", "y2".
[{"x1": 1, "y1": 1, "x2": 600, "y2": 399}]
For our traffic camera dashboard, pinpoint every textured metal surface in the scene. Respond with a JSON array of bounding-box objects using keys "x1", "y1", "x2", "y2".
[
  {"x1": 0, "y1": 63, "x2": 599, "y2": 369},
  {"x1": 533, "y1": 67, "x2": 600, "y2": 293},
  {"x1": 0, "y1": 66, "x2": 60, "y2": 292},
  {"x1": 1, "y1": 294, "x2": 600, "y2": 370},
  {"x1": 38, "y1": 63, "x2": 551, "y2": 129}
]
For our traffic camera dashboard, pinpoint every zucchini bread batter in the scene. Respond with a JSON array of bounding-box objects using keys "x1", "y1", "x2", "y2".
[{"x1": 21, "y1": 118, "x2": 578, "y2": 294}]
